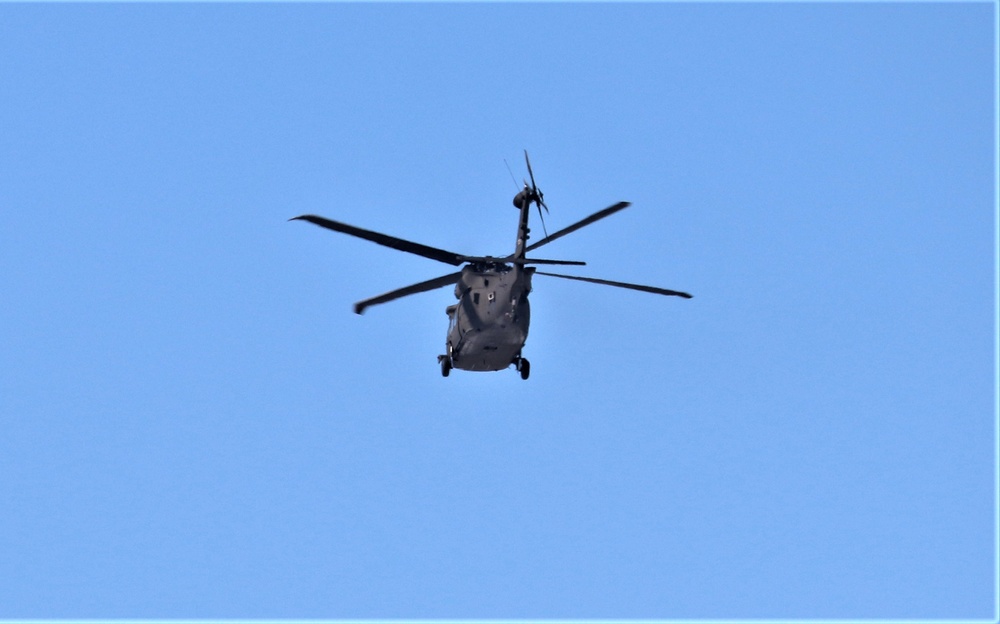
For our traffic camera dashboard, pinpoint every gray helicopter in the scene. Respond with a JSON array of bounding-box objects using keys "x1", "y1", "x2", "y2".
[{"x1": 291, "y1": 152, "x2": 691, "y2": 379}]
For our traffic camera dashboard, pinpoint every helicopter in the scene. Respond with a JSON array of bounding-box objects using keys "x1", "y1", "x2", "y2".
[{"x1": 291, "y1": 151, "x2": 692, "y2": 379}]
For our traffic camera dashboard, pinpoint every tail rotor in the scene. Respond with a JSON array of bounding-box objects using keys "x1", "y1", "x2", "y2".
[{"x1": 523, "y1": 150, "x2": 549, "y2": 238}]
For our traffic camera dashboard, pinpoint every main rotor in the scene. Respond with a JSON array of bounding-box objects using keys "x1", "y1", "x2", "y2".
[{"x1": 290, "y1": 151, "x2": 692, "y2": 314}]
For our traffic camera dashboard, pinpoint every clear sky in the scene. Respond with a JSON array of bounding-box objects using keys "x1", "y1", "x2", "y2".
[{"x1": 0, "y1": 2, "x2": 995, "y2": 620}]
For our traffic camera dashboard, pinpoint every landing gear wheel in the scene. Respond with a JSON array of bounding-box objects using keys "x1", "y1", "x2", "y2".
[
  {"x1": 441, "y1": 359, "x2": 451, "y2": 377},
  {"x1": 519, "y1": 358, "x2": 530, "y2": 380}
]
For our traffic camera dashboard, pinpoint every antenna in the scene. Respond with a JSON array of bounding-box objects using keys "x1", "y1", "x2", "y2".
[{"x1": 503, "y1": 158, "x2": 520, "y2": 191}]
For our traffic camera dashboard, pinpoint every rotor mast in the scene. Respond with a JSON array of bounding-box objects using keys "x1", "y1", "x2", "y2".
[{"x1": 513, "y1": 183, "x2": 533, "y2": 262}]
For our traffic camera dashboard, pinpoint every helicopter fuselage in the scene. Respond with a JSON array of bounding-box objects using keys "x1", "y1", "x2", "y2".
[
  {"x1": 291, "y1": 151, "x2": 691, "y2": 380},
  {"x1": 444, "y1": 262, "x2": 533, "y2": 372}
]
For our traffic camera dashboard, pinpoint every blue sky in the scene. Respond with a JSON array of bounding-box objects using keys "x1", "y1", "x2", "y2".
[{"x1": 0, "y1": 2, "x2": 995, "y2": 620}]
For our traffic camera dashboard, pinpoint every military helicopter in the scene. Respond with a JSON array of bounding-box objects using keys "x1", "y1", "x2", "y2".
[{"x1": 291, "y1": 152, "x2": 691, "y2": 379}]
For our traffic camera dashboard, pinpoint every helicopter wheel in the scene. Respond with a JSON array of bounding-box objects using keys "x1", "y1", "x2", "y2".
[
  {"x1": 441, "y1": 358, "x2": 451, "y2": 377},
  {"x1": 519, "y1": 358, "x2": 530, "y2": 380}
]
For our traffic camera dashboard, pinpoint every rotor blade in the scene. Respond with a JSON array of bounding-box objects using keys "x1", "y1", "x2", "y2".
[
  {"x1": 450, "y1": 255, "x2": 585, "y2": 266},
  {"x1": 524, "y1": 150, "x2": 537, "y2": 192},
  {"x1": 537, "y1": 204, "x2": 550, "y2": 239},
  {"x1": 535, "y1": 271, "x2": 692, "y2": 298},
  {"x1": 518, "y1": 258, "x2": 586, "y2": 266},
  {"x1": 354, "y1": 271, "x2": 463, "y2": 315},
  {"x1": 291, "y1": 214, "x2": 466, "y2": 266},
  {"x1": 524, "y1": 150, "x2": 548, "y2": 213},
  {"x1": 524, "y1": 201, "x2": 631, "y2": 252}
]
